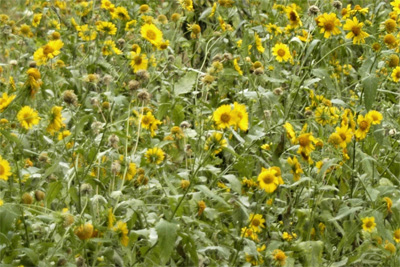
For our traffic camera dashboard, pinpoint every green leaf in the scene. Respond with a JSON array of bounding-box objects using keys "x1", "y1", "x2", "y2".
[
  {"x1": 195, "y1": 185, "x2": 229, "y2": 208},
  {"x1": 171, "y1": 104, "x2": 185, "y2": 125},
  {"x1": 0, "y1": 206, "x2": 18, "y2": 235},
  {"x1": 174, "y1": 71, "x2": 197, "y2": 95},
  {"x1": 329, "y1": 206, "x2": 363, "y2": 221},
  {"x1": 155, "y1": 219, "x2": 178, "y2": 265},
  {"x1": 46, "y1": 181, "x2": 63, "y2": 207},
  {"x1": 362, "y1": 74, "x2": 378, "y2": 111},
  {"x1": 296, "y1": 241, "x2": 324, "y2": 267},
  {"x1": 222, "y1": 174, "x2": 242, "y2": 193}
]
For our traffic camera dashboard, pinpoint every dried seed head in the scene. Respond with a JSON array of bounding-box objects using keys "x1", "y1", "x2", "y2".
[
  {"x1": 332, "y1": 1, "x2": 342, "y2": 10},
  {"x1": 22, "y1": 192, "x2": 33, "y2": 204},
  {"x1": 39, "y1": 152, "x2": 49, "y2": 164},
  {"x1": 128, "y1": 80, "x2": 140, "y2": 91},
  {"x1": 273, "y1": 87, "x2": 283, "y2": 95},
  {"x1": 63, "y1": 214, "x2": 75, "y2": 228},
  {"x1": 136, "y1": 70, "x2": 150, "y2": 81},
  {"x1": 304, "y1": 110, "x2": 313, "y2": 117},
  {"x1": 180, "y1": 121, "x2": 191, "y2": 129},
  {"x1": 80, "y1": 183, "x2": 93, "y2": 195},
  {"x1": 254, "y1": 67, "x2": 264, "y2": 75},
  {"x1": 102, "y1": 74, "x2": 113, "y2": 85},
  {"x1": 91, "y1": 121, "x2": 104, "y2": 134},
  {"x1": 29, "y1": 61, "x2": 37, "y2": 68},
  {"x1": 63, "y1": 90, "x2": 78, "y2": 106},
  {"x1": 9, "y1": 60, "x2": 18, "y2": 66},
  {"x1": 35, "y1": 190, "x2": 45, "y2": 201},
  {"x1": 111, "y1": 160, "x2": 121, "y2": 175},
  {"x1": 223, "y1": 53, "x2": 233, "y2": 61},
  {"x1": 108, "y1": 134, "x2": 119, "y2": 148},
  {"x1": 264, "y1": 110, "x2": 271, "y2": 118},
  {"x1": 117, "y1": 38, "x2": 125, "y2": 47},
  {"x1": 137, "y1": 90, "x2": 151, "y2": 102}
]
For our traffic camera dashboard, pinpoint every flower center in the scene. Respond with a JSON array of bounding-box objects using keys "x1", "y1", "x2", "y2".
[
  {"x1": 289, "y1": 11, "x2": 297, "y2": 22},
  {"x1": 0, "y1": 164, "x2": 4, "y2": 175},
  {"x1": 146, "y1": 30, "x2": 156, "y2": 40},
  {"x1": 339, "y1": 133, "x2": 347, "y2": 141},
  {"x1": 359, "y1": 121, "x2": 368, "y2": 130},
  {"x1": 298, "y1": 135, "x2": 310, "y2": 147},
  {"x1": 365, "y1": 221, "x2": 373, "y2": 228},
  {"x1": 262, "y1": 173, "x2": 274, "y2": 184},
  {"x1": 252, "y1": 218, "x2": 260, "y2": 227},
  {"x1": 352, "y1": 26, "x2": 361, "y2": 36},
  {"x1": 395, "y1": 231, "x2": 400, "y2": 239},
  {"x1": 220, "y1": 113, "x2": 231, "y2": 123},
  {"x1": 277, "y1": 49, "x2": 286, "y2": 57},
  {"x1": 43, "y1": 45, "x2": 54, "y2": 56},
  {"x1": 324, "y1": 21, "x2": 334, "y2": 31},
  {"x1": 134, "y1": 55, "x2": 142, "y2": 65}
]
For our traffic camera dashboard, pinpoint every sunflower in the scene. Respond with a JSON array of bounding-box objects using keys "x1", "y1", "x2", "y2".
[
  {"x1": 204, "y1": 132, "x2": 227, "y2": 155},
  {"x1": 145, "y1": 147, "x2": 165, "y2": 164},
  {"x1": 361, "y1": 217, "x2": 376, "y2": 232},
  {"x1": 78, "y1": 24, "x2": 97, "y2": 41},
  {"x1": 296, "y1": 133, "x2": 316, "y2": 156},
  {"x1": 113, "y1": 221, "x2": 129, "y2": 246},
  {"x1": 111, "y1": 6, "x2": 130, "y2": 20},
  {"x1": 32, "y1": 13, "x2": 42, "y2": 27},
  {"x1": 254, "y1": 33, "x2": 265, "y2": 53},
  {"x1": 241, "y1": 227, "x2": 259, "y2": 241},
  {"x1": 336, "y1": 125, "x2": 353, "y2": 148},
  {"x1": 213, "y1": 104, "x2": 236, "y2": 129},
  {"x1": 283, "y1": 122, "x2": 296, "y2": 144},
  {"x1": 178, "y1": 0, "x2": 194, "y2": 11},
  {"x1": 140, "y1": 23, "x2": 163, "y2": 46},
  {"x1": 257, "y1": 167, "x2": 279, "y2": 193},
  {"x1": 392, "y1": 66, "x2": 400, "y2": 82},
  {"x1": 341, "y1": 4, "x2": 351, "y2": 19},
  {"x1": 391, "y1": 0, "x2": 400, "y2": 14},
  {"x1": 343, "y1": 17, "x2": 369, "y2": 44},
  {"x1": 33, "y1": 39, "x2": 64, "y2": 66},
  {"x1": 232, "y1": 102, "x2": 249, "y2": 131},
  {"x1": 384, "y1": 34, "x2": 398, "y2": 48},
  {"x1": 384, "y1": 197, "x2": 393, "y2": 213},
  {"x1": 101, "y1": 0, "x2": 114, "y2": 10},
  {"x1": 272, "y1": 43, "x2": 292, "y2": 62},
  {"x1": 0, "y1": 155, "x2": 12, "y2": 181},
  {"x1": 249, "y1": 213, "x2": 266, "y2": 233},
  {"x1": 355, "y1": 114, "x2": 372, "y2": 140},
  {"x1": 19, "y1": 24, "x2": 33, "y2": 37},
  {"x1": 265, "y1": 23, "x2": 282, "y2": 36},
  {"x1": 287, "y1": 156, "x2": 303, "y2": 181},
  {"x1": 366, "y1": 110, "x2": 383, "y2": 125},
  {"x1": 272, "y1": 249, "x2": 287, "y2": 266},
  {"x1": 17, "y1": 106, "x2": 41, "y2": 130},
  {"x1": 0, "y1": 92, "x2": 16, "y2": 112},
  {"x1": 130, "y1": 50, "x2": 148, "y2": 73},
  {"x1": 286, "y1": 6, "x2": 302, "y2": 29},
  {"x1": 318, "y1": 13, "x2": 341, "y2": 38},
  {"x1": 96, "y1": 21, "x2": 117, "y2": 35},
  {"x1": 233, "y1": 58, "x2": 243, "y2": 75},
  {"x1": 47, "y1": 106, "x2": 65, "y2": 135},
  {"x1": 102, "y1": 40, "x2": 122, "y2": 56},
  {"x1": 394, "y1": 229, "x2": 400, "y2": 243},
  {"x1": 74, "y1": 223, "x2": 94, "y2": 240}
]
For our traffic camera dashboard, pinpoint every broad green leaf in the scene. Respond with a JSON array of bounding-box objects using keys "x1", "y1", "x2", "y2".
[
  {"x1": 171, "y1": 104, "x2": 185, "y2": 125},
  {"x1": 46, "y1": 181, "x2": 63, "y2": 207},
  {"x1": 0, "y1": 206, "x2": 18, "y2": 235},
  {"x1": 222, "y1": 174, "x2": 242, "y2": 193},
  {"x1": 195, "y1": 185, "x2": 229, "y2": 208},
  {"x1": 155, "y1": 219, "x2": 178, "y2": 265},
  {"x1": 362, "y1": 74, "x2": 378, "y2": 111},
  {"x1": 174, "y1": 71, "x2": 197, "y2": 95},
  {"x1": 297, "y1": 241, "x2": 324, "y2": 267},
  {"x1": 329, "y1": 206, "x2": 363, "y2": 221}
]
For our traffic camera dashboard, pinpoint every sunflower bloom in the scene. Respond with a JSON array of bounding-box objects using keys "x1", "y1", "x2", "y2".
[
  {"x1": 33, "y1": 40, "x2": 64, "y2": 66},
  {"x1": 283, "y1": 122, "x2": 297, "y2": 144},
  {"x1": 257, "y1": 167, "x2": 279, "y2": 193},
  {"x1": 361, "y1": 217, "x2": 376, "y2": 232},
  {"x1": 248, "y1": 213, "x2": 266, "y2": 233},
  {"x1": 343, "y1": 17, "x2": 369, "y2": 44},
  {"x1": 272, "y1": 249, "x2": 287, "y2": 266},
  {"x1": 141, "y1": 23, "x2": 163, "y2": 46},
  {"x1": 318, "y1": 13, "x2": 341, "y2": 38},
  {"x1": 254, "y1": 33, "x2": 265, "y2": 53},
  {"x1": 178, "y1": 0, "x2": 194, "y2": 11},
  {"x1": 392, "y1": 66, "x2": 400, "y2": 82},
  {"x1": 47, "y1": 106, "x2": 65, "y2": 135},
  {"x1": 287, "y1": 156, "x2": 303, "y2": 181},
  {"x1": 17, "y1": 106, "x2": 41, "y2": 130},
  {"x1": 272, "y1": 43, "x2": 292, "y2": 62},
  {"x1": 232, "y1": 102, "x2": 249, "y2": 131},
  {"x1": 391, "y1": 0, "x2": 400, "y2": 14},
  {"x1": 366, "y1": 110, "x2": 383, "y2": 125},
  {"x1": 0, "y1": 155, "x2": 12, "y2": 181},
  {"x1": 145, "y1": 147, "x2": 165, "y2": 164},
  {"x1": 74, "y1": 223, "x2": 94, "y2": 240},
  {"x1": 394, "y1": 229, "x2": 400, "y2": 243},
  {"x1": 102, "y1": 40, "x2": 122, "y2": 56},
  {"x1": 0, "y1": 93, "x2": 16, "y2": 112},
  {"x1": 204, "y1": 132, "x2": 227, "y2": 155},
  {"x1": 96, "y1": 21, "x2": 117, "y2": 35},
  {"x1": 113, "y1": 221, "x2": 129, "y2": 246},
  {"x1": 213, "y1": 104, "x2": 236, "y2": 129},
  {"x1": 355, "y1": 114, "x2": 372, "y2": 140},
  {"x1": 111, "y1": 6, "x2": 130, "y2": 20}
]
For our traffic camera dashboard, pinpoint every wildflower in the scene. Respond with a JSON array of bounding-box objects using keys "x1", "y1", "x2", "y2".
[
  {"x1": 181, "y1": 180, "x2": 190, "y2": 189},
  {"x1": 124, "y1": 163, "x2": 137, "y2": 181},
  {"x1": 17, "y1": 106, "x2": 40, "y2": 130},
  {"x1": 355, "y1": 114, "x2": 372, "y2": 140},
  {"x1": 384, "y1": 197, "x2": 393, "y2": 213},
  {"x1": 47, "y1": 106, "x2": 65, "y2": 135},
  {"x1": 282, "y1": 232, "x2": 297, "y2": 241},
  {"x1": 318, "y1": 13, "x2": 341, "y2": 38},
  {"x1": 343, "y1": 17, "x2": 369, "y2": 44},
  {"x1": 209, "y1": 2, "x2": 217, "y2": 17},
  {"x1": 385, "y1": 241, "x2": 396, "y2": 254},
  {"x1": 178, "y1": 0, "x2": 193, "y2": 11},
  {"x1": 384, "y1": 34, "x2": 397, "y2": 48},
  {"x1": 272, "y1": 249, "x2": 287, "y2": 266},
  {"x1": 0, "y1": 92, "x2": 16, "y2": 112},
  {"x1": 283, "y1": 122, "x2": 296, "y2": 144},
  {"x1": 33, "y1": 40, "x2": 64, "y2": 66},
  {"x1": 254, "y1": 33, "x2": 265, "y2": 53},
  {"x1": 78, "y1": 24, "x2": 97, "y2": 41},
  {"x1": 241, "y1": 227, "x2": 259, "y2": 241},
  {"x1": 19, "y1": 24, "x2": 32, "y2": 37},
  {"x1": 213, "y1": 104, "x2": 235, "y2": 129},
  {"x1": 96, "y1": 21, "x2": 117, "y2": 35},
  {"x1": 158, "y1": 40, "x2": 169, "y2": 50},
  {"x1": 145, "y1": 147, "x2": 164, "y2": 164},
  {"x1": 287, "y1": 156, "x2": 303, "y2": 181},
  {"x1": 111, "y1": 6, "x2": 130, "y2": 20},
  {"x1": 391, "y1": 0, "x2": 400, "y2": 14},
  {"x1": 204, "y1": 132, "x2": 227, "y2": 155},
  {"x1": 297, "y1": 132, "x2": 316, "y2": 156},
  {"x1": 232, "y1": 102, "x2": 249, "y2": 131},
  {"x1": 75, "y1": 223, "x2": 94, "y2": 240},
  {"x1": 272, "y1": 43, "x2": 292, "y2": 62},
  {"x1": 171, "y1": 13, "x2": 181, "y2": 22},
  {"x1": 113, "y1": 221, "x2": 129, "y2": 246},
  {"x1": 141, "y1": 23, "x2": 163, "y2": 46},
  {"x1": 366, "y1": 110, "x2": 383, "y2": 125},
  {"x1": 58, "y1": 130, "x2": 71, "y2": 141},
  {"x1": 265, "y1": 23, "x2": 282, "y2": 36},
  {"x1": 32, "y1": 13, "x2": 42, "y2": 27},
  {"x1": 130, "y1": 49, "x2": 148, "y2": 73},
  {"x1": 286, "y1": 5, "x2": 302, "y2": 29},
  {"x1": 361, "y1": 217, "x2": 376, "y2": 232},
  {"x1": 384, "y1": 19, "x2": 397, "y2": 33},
  {"x1": 140, "y1": 112, "x2": 161, "y2": 136},
  {"x1": 394, "y1": 229, "x2": 400, "y2": 243},
  {"x1": 248, "y1": 213, "x2": 265, "y2": 233},
  {"x1": 125, "y1": 20, "x2": 137, "y2": 31},
  {"x1": 392, "y1": 66, "x2": 400, "y2": 82},
  {"x1": 0, "y1": 199, "x2": 3, "y2": 206},
  {"x1": 188, "y1": 23, "x2": 201, "y2": 39},
  {"x1": 102, "y1": 40, "x2": 122, "y2": 55},
  {"x1": 258, "y1": 167, "x2": 279, "y2": 193},
  {"x1": 101, "y1": 0, "x2": 114, "y2": 10},
  {"x1": 0, "y1": 155, "x2": 12, "y2": 181},
  {"x1": 198, "y1": 200, "x2": 206, "y2": 216}
]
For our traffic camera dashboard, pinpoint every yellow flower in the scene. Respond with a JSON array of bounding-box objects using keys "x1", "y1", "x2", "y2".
[
  {"x1": 318, "y1": 13, "x2": 341, "y2": 39},
  {"x1": 265, "y1": 23, "x2": 282, "y2": 36},
  {"x1": 257, "y1": 167, "x2": 279, "y2": 193},
  {"x1": 384, "y1": 197, "x2": 393, "y2": 213},
  {"x1": 140, "y1": 112, "x2": 161, "y2": 137},
  {"x1": 178, "y1": 0, "x2": 193, "y2": 11},
  {"x1": 145, "y1": 147, "x2": 165, "y2": 164},
  {"x1": 204, "y1": 132, "x2": 227, "y2": 155},
  {"x1": 32, "y1": 13, "x2": 42, "y2": 27},
  {"x1": 272, "y1": 43, "x2": 292, "y2": 62},
  {"x1": 198, "y1": 200, "x2": 206, "y2": 216},
  {"x1": 249, "y1": 213, "x2": 265, "y2": 233},
  {"x1": 125, "y1": 20, "x2": 137, "y2": 31},
  {"x1": 272, "y1": 249, "x2": 287, "y2": 266},
  {"x1": 19, "y1": 24, "x2": 33, "y2": 37},
  {"x1": 74, "y1": 223, "x2": 94, "y2": 240},
  {"x1": 297, "y1": 132, "x2": 316, "y2": 156},
  {"x1": 283, "y1": 122, "x2": 296, "y2": 144},
  {"x1": 232, "y1": 102, "x2": 249, "y2": 131},
  {"x1": 391, "y1": 0, "x2": 400, "y2": 14},
  {"x1": 0, "y1": 155, "x2": 12, "y2": 181},
  {"x1": 17, "y1": 106, "x2": 41, "y2": 130},
  {"x1": 384, "y1": 34, "x2": 398, "y2": 48},
  {"x1": 286, "y1": 6, "x2": 302, "y2": 29},
  {"x1": 394, "y1": 229, "x2": 400, "y2": 243},
  {"x1": 58, "y1": 130, "x2": 71, "y2": 141},
  {"x1": 392, "y1": 66, "x2": 400, "y2": 82},
  {"x1": 33, "y1": 40, "x2": 64, "y2": 66},
  {"x1": 385, "y1": 241, "x2": 396, "y2": 254},
  {"x1": 123, "y1": 163, "x2": 136, "y2": 181},
  {"x1": 209, "y1": 2, "x2": 217, "y2": 17},
  {"x1": 366, "y1": 110, "x2": 383, "y2": 125},
  {"x1": 0, "y1": 93, "x2": 16, "y2": 112},
  {"x1": 343, "y1": 17, "x2": 369, "y2": 44},
  {"x1": 355, "y1": 114, "x2": 372, "y2": 140},
  {"x1": 213, "y1": 104, "x2": 235, "y2": 129},
  {"x1": 141, "y1": 23, "x2": 163, "y2": 46},
  {"x1": 102, "y1": 40, "x2": 122, "y2": 56},
  {"x1": 335, "y1": 125, "x2": 353, "y2": 148},
  {"x1": 0, "y1": 199, "x2": 3, "y2": 206},
  {"x1": 130, "y1": 50, "x2": 148, "y2": 73},
  {"x1": 96, "y1": 21, "x2": 117, "y2": 35},
  {"x1": 47, "y1": 106, "x2": 65, "y2": 135},
  {"x1": 241, "y1": 227, "x2": 259, "y2": 241},
  {"x1": 361, "y1": 217, "x2": 376, "y2": 232},
  {"x1": 113, "y1": 221, "x2": 129, "y2": 246},
  {"x1": 78, "y1": 24, "x2": 97, "y2": 41},
  {"x1": 111, "y1": 6, "x2": 130, "y2": 20},
  {"x1": 254, "y1": 33, "x2": 265, "y2": 53},
  {"x1": 107, "y1": 208, "x2": 115, "y2": 228},
  {"x1": 233, "y1": 58, "x2": 243, "y2": 75},
  {"x1": 287, "y1": 156, "x2": 303, "y2": 181},
  {"x1": 101, "y1": 0, "x2": 114, "y2": 10}
]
